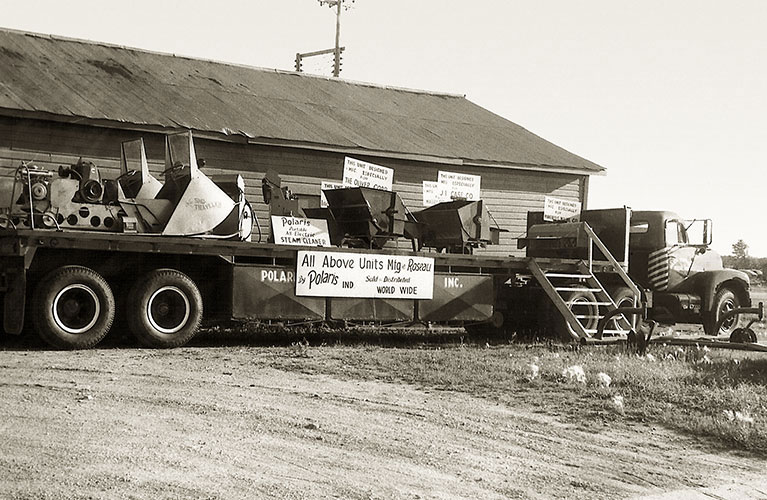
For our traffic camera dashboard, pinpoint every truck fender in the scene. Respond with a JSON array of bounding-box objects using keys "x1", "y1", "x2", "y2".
[
  {"x1": 3, "y1": 266, "x2": 26, "y2": 335},
  {"x1": 674, "y1": 269, "x2": 750, "y2": 312}
]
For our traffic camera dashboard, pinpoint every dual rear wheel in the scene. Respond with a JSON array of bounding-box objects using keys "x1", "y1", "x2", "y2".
[
  {"x1": 33, "y1": 266, "x2": 115, "y2": 349},
  {"x1": 542, "y1": 286, "x2": 636, "y2": 341},
  {"x1": 32, "y1": 266, "x2": 202, "y2": 349},
  {"x1": 126, "y1": 269, "x2": 203, "y2": 348}
]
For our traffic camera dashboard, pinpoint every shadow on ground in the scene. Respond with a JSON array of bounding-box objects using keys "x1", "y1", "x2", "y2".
[{"x1": 0, "y1": 322, "x2": 537, "y2": 351}]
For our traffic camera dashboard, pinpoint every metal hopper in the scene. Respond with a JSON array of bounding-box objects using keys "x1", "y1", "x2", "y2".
[
  {"x1": 322, "y1": 187, "x2": 417, "y2": 249},
  {"x1": 414, "y1": 199, "x2": 504, "y2": 253}
]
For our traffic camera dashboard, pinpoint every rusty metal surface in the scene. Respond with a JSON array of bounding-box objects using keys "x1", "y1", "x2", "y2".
[{"x1": 0, "y1": 29, "x2": 603, "y2": 173}]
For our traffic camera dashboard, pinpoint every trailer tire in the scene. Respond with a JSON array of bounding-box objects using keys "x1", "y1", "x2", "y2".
[
  {"x1": 32, "y1": 266, "x2": 115, "y2": 349},
  {"x1": 607, "y1": 286, "x2": 636, "y2": 335},
  {"x1": 543, "y1": 289, "x2": 599, "y2": 341},
  {"x1": 703, "y1": 287, "x2": 741, "y2": 337},
  {"x1": 127, "y1": 269, "x2": 202, "y2": 348}
]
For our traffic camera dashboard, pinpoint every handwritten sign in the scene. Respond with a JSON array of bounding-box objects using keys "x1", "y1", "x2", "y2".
[
  {"x1": 271, "y1": 216, "x2": 331, "y2": 247},
  {"x1": 295, "y1": 250, "x2": 434, "y2": 299},
  {"x1": 320, "y1": 180, "x2": 344, "y2": 208},
  {"x1": 343, "y1": 157, "x2": 393, "y2": 191},
  {"x1": 543, "y1": 196, "x2": 582, "y2": 222},
  {"x1": 422, "y1": 181, "x2": 441, "y2": 207},
  {"x1": 437, "y1": 171, "x2": 481, "y2": 202}
]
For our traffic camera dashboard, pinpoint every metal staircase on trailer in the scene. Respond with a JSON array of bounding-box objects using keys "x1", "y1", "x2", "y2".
[{"x1": 526, "y1": 222, "x2": 642, "y2": 340}]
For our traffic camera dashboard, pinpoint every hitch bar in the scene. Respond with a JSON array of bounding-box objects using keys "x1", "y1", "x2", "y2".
[
  {"x1": 714, "y1": 302, "x2": 764, "y2": 334},
  {"x1": 596, "y1": 305, "x2": 648, "y2": 340}
]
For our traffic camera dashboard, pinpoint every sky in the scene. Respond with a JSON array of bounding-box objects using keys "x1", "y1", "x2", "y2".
[{"x1": 3, "y1": 0, "x2": 766, "y2": 256}]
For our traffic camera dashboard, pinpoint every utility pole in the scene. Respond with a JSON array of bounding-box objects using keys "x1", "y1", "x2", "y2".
[
  {"x1": 333, "y1": 0, "x2": 341, "y2": 77},
  {"x1": 316, "y1": 0, "x2": 353, "y2": 77}
]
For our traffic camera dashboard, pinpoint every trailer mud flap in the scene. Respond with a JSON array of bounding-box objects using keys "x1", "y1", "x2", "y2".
[
  {"x1": 418, "y1": 273, "x2": 493, "y2": 322},
  {"x1": 231, "y1": 266, "x2": 324, "y2": 321},
  {"x1": 3, "y1": 266, "x2": 26, "y2": 335}
]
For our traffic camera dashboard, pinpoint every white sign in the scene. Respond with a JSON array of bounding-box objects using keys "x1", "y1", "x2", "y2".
[
  {"x1": 295, "y1": 250, "x2": 434, "y2": 299},
  {"x1": 343, "y1": 157, "x2": 394, "y2": 191},
  {"x1": 271, "y1": 216, "x2": 331, "y2": 247},
  {"x1": 320, "y1": 180, "x2": 344, "y2": 208},
  {"x1": 437, "y1": 171, "x2": 481, "y2": 202},
  {"x1": 422, "y1": 181, "x2": 441, "y2": 207},
  {"x1": 543, "y1": 196, "x2": 582, "y2": 222}
]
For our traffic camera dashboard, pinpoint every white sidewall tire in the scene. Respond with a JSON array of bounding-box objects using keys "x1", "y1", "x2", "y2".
[
  {"x1": 147, "y1": 286, "x2": 191, "y2": 334},
  {"x1": 127, "y1": 269, "x2": 202, "y2": 348},
  {"x1": 32, "y1": 266, "x2": 115, "y2": 350}
]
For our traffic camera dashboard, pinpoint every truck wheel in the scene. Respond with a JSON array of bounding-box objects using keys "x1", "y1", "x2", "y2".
[
  {"x1": 127, "y1": 269, "x2": 202, "y2": 348},
  {"x1": 543, "y1": 289, "x2": 599, "y2": 341},
  {"x1": 703, "y1": 287, "x2": 741, "y2": 337},
  {"x1": 32, "y1": 266, "x2": 115, "y2": 349},
  {"x1": 607, "y1": 286, "x2": 636, "y2": 335}
]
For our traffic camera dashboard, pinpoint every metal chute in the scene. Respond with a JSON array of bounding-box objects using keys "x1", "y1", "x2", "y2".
[
  {"x1": 414, "y1": 199, "x2": 504, "y2": 253},
  {"x1": 118, "y1": 138, "x2": 162, "y2": 200},
  {"x1": 321, "y1": 186, "x2": 418, "y2": 249}
]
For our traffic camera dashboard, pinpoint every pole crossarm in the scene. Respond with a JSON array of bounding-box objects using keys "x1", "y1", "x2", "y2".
[
  {"x1": 297, "y1": 47, "x2": 339, "y2": 58},
  {"x1": 295, "y1": 47, "x2": 345, "y2": 73}
]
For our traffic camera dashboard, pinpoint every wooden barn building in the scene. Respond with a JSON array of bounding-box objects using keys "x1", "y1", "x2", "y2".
[{"x1": 0, "y1": 28, "x2": 604, "y2": 256}]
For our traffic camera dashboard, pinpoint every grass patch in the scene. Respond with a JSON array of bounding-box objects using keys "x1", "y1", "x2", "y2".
[{"x1": 266, "y1": 340, "x2": 767, "y2": 454}]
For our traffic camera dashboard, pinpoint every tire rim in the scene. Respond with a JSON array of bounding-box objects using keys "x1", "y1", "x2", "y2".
[
  {"x1": 609, "y1": 296, "x2": 635, "y2": 334},
  {"x1": 568, "y1": 295, "x2": 598, "y2": 338},
  {"x1": 52, "y1": 284, "x2": 100, "y2": 334},
  {"x1": 719, "y1": 297, "x2": 736, "y2": 333},
  {"x1": 147, "y1": 286, "x2": 190, "y2": 334}
]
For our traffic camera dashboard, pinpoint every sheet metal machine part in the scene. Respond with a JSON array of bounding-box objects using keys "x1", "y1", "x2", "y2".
[
  {"x1": 0, "y1": 132, "x2": 252, "y2": 241},
  {"x1": 320, "y1": 187, "x2": 418, "y2": 249},
  {"x1": 414, "y1": 199, "x2": 506, "y2": 254},
  {"x1": 277, "y1": 180, "x2": 506, "y2": 253}
]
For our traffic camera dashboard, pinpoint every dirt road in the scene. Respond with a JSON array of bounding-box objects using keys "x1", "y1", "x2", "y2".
[{"x1": 1, "y1": 345, "x2": 765, "y2": 499}]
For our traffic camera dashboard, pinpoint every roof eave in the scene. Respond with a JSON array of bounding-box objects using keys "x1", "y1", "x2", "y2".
[{"x1": 0, "y1": 108, "x2": 603, "y2": 176}]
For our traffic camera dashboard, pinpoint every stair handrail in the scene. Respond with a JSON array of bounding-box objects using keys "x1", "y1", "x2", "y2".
[{"x1": 582, "y1": 222, "x2": 641, "y2": 308}]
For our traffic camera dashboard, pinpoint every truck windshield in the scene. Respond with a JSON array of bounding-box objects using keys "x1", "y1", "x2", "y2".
[
  {"x1": 682, "y1": 219, "x2": 710, "y2": 246},
  {"x1": 665, "y1": 220, "x2": 689, "y2": 246}
]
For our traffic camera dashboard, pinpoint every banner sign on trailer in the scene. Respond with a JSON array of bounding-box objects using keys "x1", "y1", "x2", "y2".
[
  {"x1": 437, "y1": 171, "x2": 481, "y2": 202},
  {"x1": 543, "y1": 196, "x2": 582, "y2": 222},
  {"x1": 271, "y1": 216, "x2": 332, "y2": 247},
  {"x1": 295, "y1": 250, "x2": 435, "y2": 299},
  {"x1": 343, "y1": 157, "x2": 394, "y2": 191},
  {"x1": 320, "y1": 180, "x2": 344, "y2": 208}
]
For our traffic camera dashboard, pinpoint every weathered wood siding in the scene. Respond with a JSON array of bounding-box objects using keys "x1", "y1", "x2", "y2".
[{"x1": 0, "y1": 117, "x2": 585, "y2": 256}]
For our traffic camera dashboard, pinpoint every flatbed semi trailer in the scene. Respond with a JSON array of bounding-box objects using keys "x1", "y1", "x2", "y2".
[
  {"x1": 1, "y1": 131, "x2": 751, "y2": 349},
  {"x1": 0, "y1": 227, "x2": 529, "y2": 348},
  {"x1": 0, "y1": 226, "x2": 626, "y2": 349}
]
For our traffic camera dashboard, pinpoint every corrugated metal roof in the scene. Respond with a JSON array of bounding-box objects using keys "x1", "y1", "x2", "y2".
[{"x1": 0, "y1": 28, "x2": 604, "y2": 174}]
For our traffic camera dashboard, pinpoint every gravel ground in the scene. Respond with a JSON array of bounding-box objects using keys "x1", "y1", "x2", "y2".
[{"x1": 1, "y1": 343, "x2": 765, "y2": 500}]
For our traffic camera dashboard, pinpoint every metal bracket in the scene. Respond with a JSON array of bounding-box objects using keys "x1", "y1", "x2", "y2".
[
  {"x1": 714, "y1": 302, "x2": 764, "y2": 334},
  {"x1": 596, "y1": 305, "x2": 647, "y2": 339}
]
